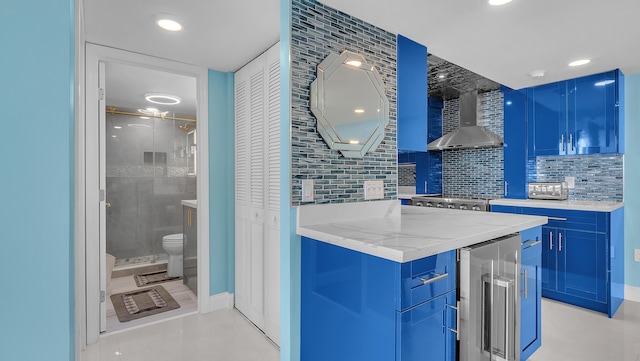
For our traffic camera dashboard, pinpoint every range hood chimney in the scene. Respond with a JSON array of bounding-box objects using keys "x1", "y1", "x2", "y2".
[{"x1": 427, "y1": 91, "x2": 503, "y2": 151}]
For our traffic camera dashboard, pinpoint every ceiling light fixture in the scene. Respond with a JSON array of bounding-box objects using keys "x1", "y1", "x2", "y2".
[
  {"x1": 155, "y1": 14, "x2": 183, "y2": 32},
  {"x1": 488, "y1": 0, "x2": 512, "y2": 5},
  {"x1": 145, "y1": 93, "x2": 181, "y2": 105},
  {"x1": 528, "y1": 69, "x2": 547, "y2": 78},
  {"x1": 114, "y1": 126, "x2": 122, "y2": 129},
  {"x1": 354, "y1": 108, "x2": 365, "y2": 113},
  {"x1": 569, "y1": 59, "x2": 591, "y2": 67}
]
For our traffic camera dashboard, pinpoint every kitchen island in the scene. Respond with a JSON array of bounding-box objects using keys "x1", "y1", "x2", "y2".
[{"x1": 298, "y1": 200, "x2": 547, "y2": 361}]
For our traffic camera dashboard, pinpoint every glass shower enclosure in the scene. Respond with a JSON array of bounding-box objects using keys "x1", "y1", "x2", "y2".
[{"x1": 105, "y1": 111, "x2": 196, "y2": 267}]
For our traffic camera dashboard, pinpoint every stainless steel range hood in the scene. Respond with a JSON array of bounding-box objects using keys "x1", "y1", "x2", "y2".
[{"x1": 427, "y1": 91, "x2": 503, "y2": 151}]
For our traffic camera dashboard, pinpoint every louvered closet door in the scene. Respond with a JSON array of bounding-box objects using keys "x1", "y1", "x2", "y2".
[
  {"x1": 263, "y1": 44, "x2": 281, "y2": 345},
  {"x1": 234, "y1": 42, "x2": 280, "y2": 345}
]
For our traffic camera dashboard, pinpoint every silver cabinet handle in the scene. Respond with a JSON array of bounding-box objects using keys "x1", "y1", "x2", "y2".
[
  {"x1": 569, "y1": 133, "x2": 574, "y2": 151},
  {"x1": 559, "y1": 232, "x2": 563, "y2": 252},
  {"x1": 418, "y1": 272, "x2": 448, "y2": 285},
  {"x1": 561, "y1": 134, "x2": 565, "y2": 152},
  {"x1": 524, "y1": 240, "x2": 542, "y2": 248},
  {"x1": 521, "y1": 269, "x2": 529, "y2": 299},
  {"x1": 548, "y1": 216, "x2": 567, "y2": 221},
  {"x1": 550, "y1": 232, "x2": 553, "y2": 250},
  {"x1": 447, "y1": 301, "x2": 460, "y2": 341}
]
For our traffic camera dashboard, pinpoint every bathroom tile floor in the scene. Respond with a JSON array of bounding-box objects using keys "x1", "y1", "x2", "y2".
[{"x1": 106, "y1": 274, "x2": 197, "y2": 333}]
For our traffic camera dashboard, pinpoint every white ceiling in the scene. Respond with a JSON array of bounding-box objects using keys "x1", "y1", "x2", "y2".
[{"x1": 85, "y1": 0, "x2": 640, "y2": 99}]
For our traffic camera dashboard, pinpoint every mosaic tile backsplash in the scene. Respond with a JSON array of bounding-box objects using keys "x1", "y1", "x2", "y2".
[
  {"x1": 535, "y1": 154, "x2": 623, "y2": 202},
  {"x1": 442, "y1": 90, "x2": 505, "y2": 198},
  {"x1": 290, "y1": 0, "x2": 397, "y2": 205}
]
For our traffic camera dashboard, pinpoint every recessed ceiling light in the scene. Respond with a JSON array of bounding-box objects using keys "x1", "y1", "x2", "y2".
[
  {"x1": 111, "y1": 135, "x2": 117, "y2": 138},
  {"x1": 114, "y1": 126, "x2": 122, "y2": 129},
  {"x1": 145, "y1": 93, "x2": 181, "y2": 105},
  {"x1": 489, "y1": 0, "x2": 512, "y2": 5},
  {"x1": 569, "y1": 59, "x2": 591, "y2": 67},
  {"x1": 155, "y1": 15, "x2": 183, "y2": 32},
  {"x1": 354, "y1": 108, "x2": 365, "y2": 113},
  {"x1": 528, "y1": 69, "x2": 547, "y2": 78}
]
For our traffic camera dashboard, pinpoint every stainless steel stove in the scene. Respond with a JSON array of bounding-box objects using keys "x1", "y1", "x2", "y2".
[{"x1": 411, "y1": 195, "x2": 490, "y2": 211}]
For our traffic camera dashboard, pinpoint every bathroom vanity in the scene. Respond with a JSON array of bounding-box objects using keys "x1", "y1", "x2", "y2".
[
  {"x1": 182, "y1": 200, "x2": 197, "y2": 295},
  {"x1": 297, "y1": 200, "x2": 547, "y2": 361}
]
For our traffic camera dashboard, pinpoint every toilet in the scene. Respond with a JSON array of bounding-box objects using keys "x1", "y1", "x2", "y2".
[{"x1": 162, "y1": 233, "x2": 184, "y2": 277}]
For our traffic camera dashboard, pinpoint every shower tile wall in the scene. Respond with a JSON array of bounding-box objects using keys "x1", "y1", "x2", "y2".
[
  {"x1": 290, "y1": 0, "x2": 397, "y2": 205},
  {"x1": 106, "y1": 113, "x2": 196, "y2": 265}
]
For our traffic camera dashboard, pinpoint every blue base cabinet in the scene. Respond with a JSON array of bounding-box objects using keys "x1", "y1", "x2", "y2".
[
  {"x1": 301, "y1": 237, "x2": 457, "y2": 361},
  {"x1": 519, "y1": 226, "x2": 543, "y2": 361},
  {"x1": 492, "y1": 205, "x2": 624, "y2": 318}
]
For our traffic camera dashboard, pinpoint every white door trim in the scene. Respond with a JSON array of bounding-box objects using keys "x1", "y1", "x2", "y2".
[{"x1": 80, "y1": 43, "x2": 210, "y2": 345}]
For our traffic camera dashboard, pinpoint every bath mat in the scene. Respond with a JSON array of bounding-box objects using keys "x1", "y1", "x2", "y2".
[
  {"x1": 133, "y1": 270, "x2": 182, "y2": 287},
  {"x1": 110, "y1": 286, "x2": 180, "y2": 322}
]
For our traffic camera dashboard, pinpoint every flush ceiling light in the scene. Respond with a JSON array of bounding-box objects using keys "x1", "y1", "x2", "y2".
[
  {"x1": 489, "y1": 0, "x2": 512, "y2": 5},
  {"x1": 145, "y1": 93, "x2": 181, "y2": 105},
  {"x1": 354, "y1": 108, "x2": 365, "y2": 113},
  {"x1": 155, "y1": 14, "x2": 183, "y2": 32},
  {"x1": 569, "y1": 59, "x2": 591, "y2": 67},
  {"x1": 528, "y1": 69, "x2": 547, "y2": 78}
]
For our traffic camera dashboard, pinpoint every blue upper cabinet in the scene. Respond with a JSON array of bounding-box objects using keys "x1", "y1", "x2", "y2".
[
  {"x1": 528, "y1": 82, "x2": 567, "y2": 156},
  {"x1": 527, "y1": 69, "x2": 624, "y2": 156},
  {"x1": 503, "y1": 87, "x2": 528, "y2": 199},
  {"x1": 567, "y1": 70, "x2": 624, "y2": 154},
  {"x1": 397, "y1": 34, "x2": 428, "y2": 151}
]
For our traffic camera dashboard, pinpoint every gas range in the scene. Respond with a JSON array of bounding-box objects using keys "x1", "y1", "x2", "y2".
[{"x1": 411, "y1": 195, "x2": 491, "y2": 211}]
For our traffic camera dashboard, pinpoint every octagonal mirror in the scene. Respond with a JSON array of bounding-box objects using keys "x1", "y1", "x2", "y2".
[{"x1": 310, "y1": 50, "x2": 390, "y2": 158}]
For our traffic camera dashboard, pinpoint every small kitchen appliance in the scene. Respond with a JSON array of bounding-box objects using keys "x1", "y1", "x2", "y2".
[{"x1": 527, "y1": 182, "x2": 568, "y2": 200}]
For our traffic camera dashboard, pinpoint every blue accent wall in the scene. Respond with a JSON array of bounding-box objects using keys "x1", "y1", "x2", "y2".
[
  {"x1": 624, "y1": 73, "x2": 640, "y2": 288},
  {"x1": 208, "y1": 70, "x2": 236, "y2": 295},
  {"x1": 280, "y1": 1, "x2": 297, "y2": 360},
  {"x1": 0, "y1": 0, "x2": 75, "y2": 360}
]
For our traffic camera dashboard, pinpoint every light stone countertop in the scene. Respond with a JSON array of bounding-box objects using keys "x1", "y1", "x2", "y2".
[
  {"x1": 181, "y1": 199, "x2": 197, "y2": 208},
  {"x1": 489, "y1": 198, "x2": 623, "y2": 212},
  {"x1": 297, "y1": 200, "x2": 547, "y2": 263}
]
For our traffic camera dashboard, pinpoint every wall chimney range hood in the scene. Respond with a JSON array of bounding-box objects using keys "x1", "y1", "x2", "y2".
[{"x1": 427, "y1": 91, "x2": 503, "y2": 151}]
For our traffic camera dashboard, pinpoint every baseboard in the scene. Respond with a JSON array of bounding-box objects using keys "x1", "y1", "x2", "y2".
[
  {"x1": 208, "y1": 292, "x2": 234, "y2": 311},
  {"x1": 625, "y1": 285, "x2": 640, "y2": 303}
]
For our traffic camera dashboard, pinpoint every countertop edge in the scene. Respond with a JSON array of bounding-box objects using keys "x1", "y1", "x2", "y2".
[{"x1": 489, "y1": 199, "x2": 623, "y2": 212}]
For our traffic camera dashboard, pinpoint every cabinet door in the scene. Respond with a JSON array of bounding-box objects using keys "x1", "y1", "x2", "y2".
[
  {"x1": 183, "y1": 207, "x2": 197, "y2": 294},
  {"x1": 503, "y1": 89, "x2": 528, "y2": 199},
  {"x1": 396, "y1": 291, "x2": 456, "y2": 361},
  {"x1": 541, "y1": 227, "x2": 558, "y2": 291},
  {"x1": 521, "y1": 239, "x2": 542, "y2": 360},
  {"x1": 557, "y1": 229, "x2": 607, "y2": 303},
  {"x1": 567, "y1": 71, "x2": 617, "y2": 155},
  {"x1": 397, "y1": 35, "x2": 428, "y2": 151},
  {"x1": 529, "y1": 82, "x2": 566, "y2": 156}
]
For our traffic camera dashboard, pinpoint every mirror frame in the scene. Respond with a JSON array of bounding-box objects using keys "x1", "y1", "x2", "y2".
[{"x1": 310, "y1": 50, "x2": 390, "y2": 158}]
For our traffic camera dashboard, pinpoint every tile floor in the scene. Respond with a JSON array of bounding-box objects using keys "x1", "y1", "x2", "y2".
[{"x1": 83, "y1": 298, "x2": 640, "y2": 361}]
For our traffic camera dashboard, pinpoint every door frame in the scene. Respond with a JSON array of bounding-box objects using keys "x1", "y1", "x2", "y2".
[{"x1": 79, "y1": 43, "x2": 210, "y2": 345}]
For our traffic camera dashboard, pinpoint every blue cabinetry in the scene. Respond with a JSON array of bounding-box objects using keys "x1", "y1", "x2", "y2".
[
  {"x1": 301, "y1": 237, "x2": 457, "y2": 361},
  {"x1": 520, "y1": 226, "x2": 542, "y2": 361},
  {"x1": 492, "y1": 205, "x2": 624, "y2": 318},
  {"x1": 528, "y1": 70, "x2": 624, "y2": 156},
  {"x1": 502, "y1": 88, "x2": 529, "y2": 199},
  {"x1": 397, "y1": 34, "x2": 428, "y2": 152}
]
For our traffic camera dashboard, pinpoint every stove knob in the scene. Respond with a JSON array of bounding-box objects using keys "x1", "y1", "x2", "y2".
[
  {"x1": 426, "y1": 202, "x2": 434, "y2": 207},
  {"x1": 447, "y1": 204, "x2": 456, "y2": 209},
  {"x1": 415, "y1": 201, "x2": 424, "y2": 207},
  {"x1": 460, "y1": 204, "x2": 468, "y2": 210},
  {"x1": 436, "y1": 203, "x2": 444, "y2": 208},
  {"x1": 472, "y1": 205, "x2": 481, "y2": 211}
]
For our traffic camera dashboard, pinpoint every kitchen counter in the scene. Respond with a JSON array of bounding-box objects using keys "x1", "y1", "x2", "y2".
[
  {"x1": 297, "y1": 200, "x2": 547, "y2": 263},
  {"x1": 489, "y1": 198, "x2": 623, "y2": 212},
  {"x1": 181, "y1": 199, "x2": 197, "y2": 208}
]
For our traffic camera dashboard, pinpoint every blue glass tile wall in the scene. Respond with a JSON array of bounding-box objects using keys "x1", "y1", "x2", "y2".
[
  {"x1": 536, "y1": 155, "x2": 623, "y2": 202},
  {"x1": 291, "y1": 0, "x2": 397, "y2": 205},
  {"x1": 442, "y1": 90, "x2": 505, "y2": 198}
]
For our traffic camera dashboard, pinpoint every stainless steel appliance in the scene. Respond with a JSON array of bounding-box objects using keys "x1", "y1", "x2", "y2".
[
  {"x1": 460, "y1": 234, "x2": 521, "y2": 361},
  {"x1": 411, "y1": 195, "x2": 490, "y2": 211},
  {"x1": 528, "y1": 182, "x2": 568, "y2": 200}
]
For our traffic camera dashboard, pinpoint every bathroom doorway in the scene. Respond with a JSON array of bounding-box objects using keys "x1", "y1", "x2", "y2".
[{"x1": 82, "y1": 44, "x2": 210, "y2": 343}]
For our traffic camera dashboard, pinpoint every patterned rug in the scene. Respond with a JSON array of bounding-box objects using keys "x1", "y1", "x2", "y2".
[
  {"x1": 110, "y1": 286, "x2": 180, "y2": 322},
  {"x1": 133, "y1": 270, "x2": 182, "y2": 287}
]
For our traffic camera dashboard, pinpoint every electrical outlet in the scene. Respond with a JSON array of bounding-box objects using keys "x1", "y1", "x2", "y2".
[
  {"x1": 364, "y1": 180, "x2": 384, "y2": 200},
  {"x1": 565, "y1": 176, "x2": 576, "y2": 189},
  {"x1": 302, "y1": 179, "x2": 314, "y2": 202},
  {"x1": 635, "y1": 249, "x2": 640, "y2": 263}
]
